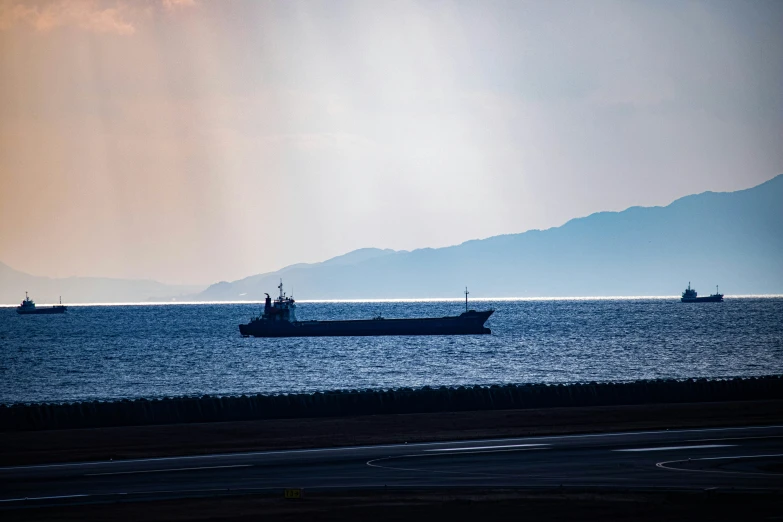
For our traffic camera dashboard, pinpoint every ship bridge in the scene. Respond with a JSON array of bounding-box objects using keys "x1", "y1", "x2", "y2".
[{"x1": 261, "y1": 281, "x2": 297, "y2": 323}]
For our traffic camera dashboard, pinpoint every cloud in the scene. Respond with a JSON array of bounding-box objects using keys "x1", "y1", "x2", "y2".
[
  {"x1": 0, "y1": 0, "x2": 194, "y2": 35},
  {"x1": 161, "y1": 0, "x2": 194, "y2": 10}
]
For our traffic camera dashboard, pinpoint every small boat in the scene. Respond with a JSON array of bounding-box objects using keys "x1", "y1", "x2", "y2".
[
  {"x1": 16, "y1": 292, "x2": 67, "y2": 315},
  {"x1": 680, "y1": 282, "x2": 723, "y2": 303}
]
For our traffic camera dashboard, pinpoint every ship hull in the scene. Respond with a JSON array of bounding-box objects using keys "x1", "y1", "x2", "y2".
[
  {"x1": 240, "y1": 310, "x2": 493, "y2": 338},
  {"x1": 681, "y1": 295, "x2": 723, "y2": 303},
  {"x1": 17, "y1": 306, "x2": 67, "y2": 315}
]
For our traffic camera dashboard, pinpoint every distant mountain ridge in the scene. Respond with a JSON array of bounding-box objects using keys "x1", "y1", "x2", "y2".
[
  {"x1": 198, "y1": 174, "x2": 783, "y2": 300},
  {"x1": 3, "y1": 176, "x2": 781, "y2": 304},
  {"x1": 0, "y1": 262, "x2": 205, "y2": 305}
]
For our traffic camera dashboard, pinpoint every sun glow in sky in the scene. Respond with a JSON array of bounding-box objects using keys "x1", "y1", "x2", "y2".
[{"x1": 1, "y1": 0, "x2": 782, "y2": 284}]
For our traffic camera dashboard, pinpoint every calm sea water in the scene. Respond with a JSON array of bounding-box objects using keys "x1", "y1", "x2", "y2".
[{"x1": 1, "y1": 298, "x2": 781, "y2": 405}]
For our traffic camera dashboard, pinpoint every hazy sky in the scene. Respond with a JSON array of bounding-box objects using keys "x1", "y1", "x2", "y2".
[{"x1": 1, "y1": 0, "x2": 781, "y2": 285}]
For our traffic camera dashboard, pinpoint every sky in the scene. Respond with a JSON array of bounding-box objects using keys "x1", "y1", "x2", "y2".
[{"x1": 1, "y1": 0, "x2": 781, "y2": 285}]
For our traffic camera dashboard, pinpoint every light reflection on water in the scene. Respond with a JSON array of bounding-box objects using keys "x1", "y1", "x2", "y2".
[{"x1": 1, "y1": 298, "x2": 781, "y2": 404}]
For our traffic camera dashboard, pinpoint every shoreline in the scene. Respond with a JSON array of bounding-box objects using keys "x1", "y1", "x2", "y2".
[{"x1": 4, "y1": 376, "x2": 780, "y2": 432}]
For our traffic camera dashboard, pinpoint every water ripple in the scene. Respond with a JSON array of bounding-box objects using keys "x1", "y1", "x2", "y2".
[{"x1": 0, "y1": 298, "x2": 781, "y2": 404}]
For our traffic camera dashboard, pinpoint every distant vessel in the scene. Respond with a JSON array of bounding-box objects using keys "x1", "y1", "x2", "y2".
[
  {"x1": 681, "y1": 282, "x2": 724, "y2": 303},
  {"x1": 239, "y1": 282, "x2": 493, "y2": 337},
  {"x1": 16, "y1": 292, "x2": 67, "y2": 315}
]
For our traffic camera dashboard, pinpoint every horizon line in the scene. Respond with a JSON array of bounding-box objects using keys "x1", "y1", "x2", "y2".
[{"x1": 1, "y1": 295, "x2": 782, "y2": 307}]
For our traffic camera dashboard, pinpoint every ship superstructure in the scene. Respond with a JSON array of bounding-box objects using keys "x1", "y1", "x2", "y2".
[
  {"x1": 260, "y1": 281, "x2": 298, "y2": 323},
  {"x1": 681, "y1": 282, "x2": 724, "y2": 303}
]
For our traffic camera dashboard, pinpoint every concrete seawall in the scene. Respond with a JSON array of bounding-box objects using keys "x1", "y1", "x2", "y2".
[{"x1": 2, "y1": 375, "x2": 780, "y2": 431}]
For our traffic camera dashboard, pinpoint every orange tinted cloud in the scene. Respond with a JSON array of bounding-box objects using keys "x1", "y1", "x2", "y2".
[
  {"x1": 0, "y1": 0, "x2": 194, "y2": 35},
  {"x1": 162, "y1": 0, "x2": 195, "y2": 10}
]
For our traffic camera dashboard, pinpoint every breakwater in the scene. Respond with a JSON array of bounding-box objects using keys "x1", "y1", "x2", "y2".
[{"x1": 1, "y1": 376, "x2": 780, "y2": 431}]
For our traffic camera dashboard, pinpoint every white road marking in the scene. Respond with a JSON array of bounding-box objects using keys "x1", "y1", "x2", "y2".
[
  {"x1": 656, "y1": 453, "x2": 783, "y2": 476},
  {"x1": 84, "y1": 464, "x2": 252, "y2": 476},
  {"x1": 2, "y1": 424, "x2": 780, "y2": 472},
  {"x1": 366, "y1": 451, "x2": 549, "y2": 478},
  {"x1": 0, "y1": 494, "x2": 89, "y2": 503},
  {"x1": 426, "y1": 444, "x2": 549, "y2": 452},
  {"x1": 614, "y1": 444, "x2": 735, "y2": 452},
  {"x1": 687, "y1": 435, "x2": 783, "y2": 442},
  {"x1": 418, "y1": 447, "x2": 550, "y2": 457}
]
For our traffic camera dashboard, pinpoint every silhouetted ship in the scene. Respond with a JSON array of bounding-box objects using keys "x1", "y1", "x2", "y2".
[
  {"x1": 239, "y1": 282, "x2": 493, "y2": 338},
  {"x1": 681, "y1": 282, "x2": 724, "y2": 303},
  {"x1": 16, "y1": 292, "x2": 67, "y2": 315}
]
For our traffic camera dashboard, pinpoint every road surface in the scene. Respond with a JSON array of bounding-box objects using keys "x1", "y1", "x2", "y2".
[{"x1": 1, "y1": 424, "x2": 781, "y2": 509}]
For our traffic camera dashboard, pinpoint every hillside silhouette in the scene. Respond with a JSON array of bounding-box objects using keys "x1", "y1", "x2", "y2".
[
  {"x1": 0, "y1": 263, "x2": 204, "y2": 305},
  {"x1": 3, "y1": 176, "x2": 780, "y2": 303},
  {"x1": 199, "y1": 175, "x2": 783, "y2": 300}
]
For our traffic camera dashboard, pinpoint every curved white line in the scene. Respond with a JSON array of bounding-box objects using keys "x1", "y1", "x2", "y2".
[{"x1": 656, "y1": 453, "x2": 783, "y2": 477}]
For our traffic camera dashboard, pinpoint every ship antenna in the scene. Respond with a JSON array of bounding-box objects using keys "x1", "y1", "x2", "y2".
[
  {"x1": 279, "y1": 279, "x2": 283, "y2": 299},
  {"x1": 465, "y1": 286, "x2": 469, "y2": 313}
]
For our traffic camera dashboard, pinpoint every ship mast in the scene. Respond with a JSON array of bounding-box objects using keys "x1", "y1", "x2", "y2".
[{"x1": 465, "y1": 287, "x2": 469, "y2": 313}]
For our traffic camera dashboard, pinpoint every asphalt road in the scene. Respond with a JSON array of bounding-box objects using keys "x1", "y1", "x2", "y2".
[{"x1": 1, "y1": 425, "x2": 781, "y2": 509}]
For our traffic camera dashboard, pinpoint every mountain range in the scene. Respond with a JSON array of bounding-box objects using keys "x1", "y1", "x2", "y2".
[
  {"x1": 199, "y1": 174, "x2": 783, "y2": 300},
  {"x1": 2, "y1": 174, "x2": 781, "y2": 303},
  {"x1": 0, "y1": 263, "x2": 204, "y2": 305}
]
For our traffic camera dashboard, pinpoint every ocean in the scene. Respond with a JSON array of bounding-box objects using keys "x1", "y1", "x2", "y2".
[{"x1": 1, "y1": 298, "x2": 781, "y2": 405}]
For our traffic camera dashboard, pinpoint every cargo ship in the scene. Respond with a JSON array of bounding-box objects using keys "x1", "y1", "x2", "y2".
[
  {"x1": 681, "y1": 282, "x2": 724, "y2": 303},
  {"x1": 239, "y1": 282, "x2": 493, "y2": 337},
  {"x1": 16, "y1": 292, "x2": 67, "y2": 315}
]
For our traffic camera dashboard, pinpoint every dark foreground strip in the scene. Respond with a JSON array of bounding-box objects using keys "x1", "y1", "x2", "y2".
[
  {"x1": 1, "y1": 375, "x2": 781, "y2": 431},
  {"x1": 2, "y1": 489, "x2": 782, "y2": 522}
]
